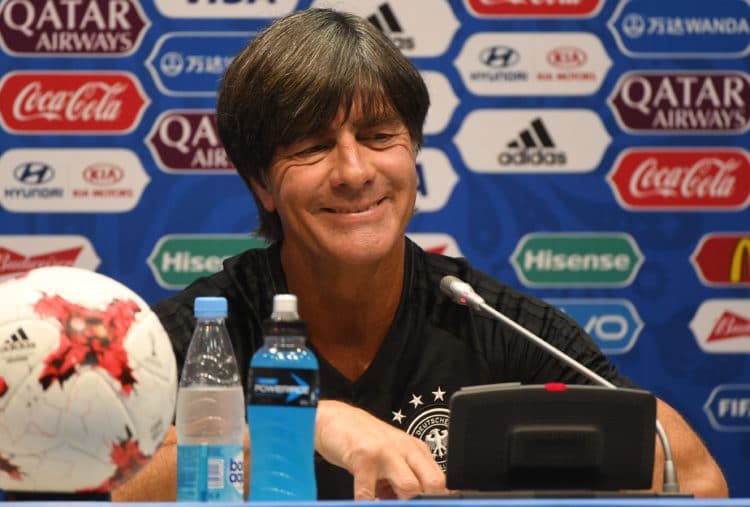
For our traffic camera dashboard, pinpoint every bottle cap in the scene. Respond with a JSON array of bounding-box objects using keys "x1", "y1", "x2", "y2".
[
  {"x1": 194, "y1": 296, "x2": 227, "y2": 318},
  {"x1": 273, "y1": 294, "x2": 298, "y2": 315}
]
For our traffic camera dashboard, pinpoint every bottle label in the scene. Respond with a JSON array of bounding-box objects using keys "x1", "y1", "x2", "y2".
[
  {"x1": 177, "y1": 444, "x2": 244, "y2": 502},
  {"x1": 248, "y1": 368, "x2": 319, "y2": 407}
]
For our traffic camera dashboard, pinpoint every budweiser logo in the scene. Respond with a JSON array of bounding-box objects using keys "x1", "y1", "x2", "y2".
[
  {"x1": 707, "y1": 311, "x2": 750, "y2": 342},
  {"x1": 0, "y1": 246, "x2": 82, "y2": 276},
  {"x1": 608, "y1": 148, "x2": 750, "y2": 210},
  {"x1": 0, "y1": 71, "x2": 148, "y2": 133}
]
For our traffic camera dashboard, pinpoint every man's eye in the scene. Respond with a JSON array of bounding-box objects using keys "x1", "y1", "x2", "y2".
[{"x1": 296, "y1": 144, "x2": 326, "y2": 156}]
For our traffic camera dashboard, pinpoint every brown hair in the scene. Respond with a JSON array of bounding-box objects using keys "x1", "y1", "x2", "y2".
[{"x1": 216, "y1": 8, "x2": 429, "y2": 241}]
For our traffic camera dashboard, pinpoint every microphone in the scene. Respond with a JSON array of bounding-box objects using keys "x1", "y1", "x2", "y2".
[{"x1": 439, "y1": 274, "x2": 680, "y2": 494}]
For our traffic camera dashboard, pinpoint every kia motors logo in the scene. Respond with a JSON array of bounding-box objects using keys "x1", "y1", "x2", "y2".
[
  {"x1": 479, "y1": 46, "x2": 520, "y2": 68},
  {"x1": 0, "y1": 71, "x2": 149, "y2": 134},
  {"x1": 0, "y1": 0, "x2": 150, "y2": 56},
  {"x1": 13, "y1": 162, "x2": 54, "y2": 185},
  {"x1": 608, "y1": 71, "x2": 750, "y2": 133},
  {"x1": 465, "y1": 0, "x2": 603, "y2": 17},
  {"x1": 690, "y1": 300, "x2": 750, "y2": 353},
  {"x1": 547, "y1": 46, "x2": 587, "y2": 69},
  {"x1": 607, "y1": 148, "x2": 750, "y2": 210},
  {"x1": 83, "y1": 163, "x2": 125, "y2": 186},
  {"x1": 692, "y1": 234, "x2": 750, "y2": 287},
  {"x1": 146, "y1": 110, "x2": 234, "y2": 173}
]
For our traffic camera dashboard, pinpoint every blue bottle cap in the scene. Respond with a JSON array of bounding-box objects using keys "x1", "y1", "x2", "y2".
[{"x1": 194, "y1": 296, "x2": 227, "y2": 318}]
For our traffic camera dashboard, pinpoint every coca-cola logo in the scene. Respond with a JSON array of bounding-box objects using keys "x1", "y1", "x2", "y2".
[
  {"x1": 146, "y1": 109, "x2": 234, "y2": 173},
  {"x1": 607, "y1": 148, "x2": 750, "y2": 210},
  {"x1": 466, "y1": 0, "x2": 603, "y2": 17},
  {"x1": 0, "y1": 246, "x2": 82, "y2": 277},
  {"x1": 83, "y1": 163, "x2": 124, "y2": 186},
  {"x1": 546, "y1": 46, "x2": 587, "y2": 69},
  {"x1": 0, "y1": 0, "x2": 150, "y2": 56},
  {"x1": 0, "y1": 71, "x2": 149, "y2": 133},
  {"x1": 609, "y1": 71, "x2": 750, "y2": 133}
]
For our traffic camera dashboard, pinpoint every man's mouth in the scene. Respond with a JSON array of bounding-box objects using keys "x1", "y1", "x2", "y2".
[{"x1": 323, "y1": 198, "x2": 384, "y2": 214}]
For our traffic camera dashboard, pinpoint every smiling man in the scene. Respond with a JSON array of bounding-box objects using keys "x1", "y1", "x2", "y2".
[{"x1": 113, "y1": 7, "x2": 727, "y2": 502}]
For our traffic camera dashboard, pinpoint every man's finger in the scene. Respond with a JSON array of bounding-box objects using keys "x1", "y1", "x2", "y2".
[
  {"x1": 353, "y1": 461, "x2": 379, "y2": 500},
  {"x1": 405, "y1": 440, "x2": 447, "y2": 494}
]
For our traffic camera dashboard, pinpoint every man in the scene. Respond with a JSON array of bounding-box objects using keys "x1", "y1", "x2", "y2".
[{"x1": 113, "y1": 8, "x2": 727, "y2": 501}]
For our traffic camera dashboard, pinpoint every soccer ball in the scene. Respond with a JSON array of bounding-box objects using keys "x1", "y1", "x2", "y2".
[{"x1": 0, "y1": 266, "x2": 177, "y2": 494}]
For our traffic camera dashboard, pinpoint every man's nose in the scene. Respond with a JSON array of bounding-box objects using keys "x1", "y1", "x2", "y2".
[{"x1": 330, "y1": 140, "x2": 375, "y2": 188}]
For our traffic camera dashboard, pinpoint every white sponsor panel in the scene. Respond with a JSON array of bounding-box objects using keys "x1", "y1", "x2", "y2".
[
  {"x1": 455, "y1": 32, "x2": 611, "y2": 96},
  {"x1": 154, "y1": 0, "x2": 297, "y2": 18},
  {"x1": 311, "y1": 0, "x2": 459, "y2": 57},
  {"x1": 454, "y1": 109, "x2": 611, "y2": 173},
  {"x1": 689, "y1": 299, "x2": 750, "y2": 353},
  {"x1": 421, "y1": 71, "x2": 458, "y2": 134},
  {"x1": 0, "y1": 235, "x2": 101, "y2": 281},
  {"x1": 407, "y1": 233, "x2": 463, "y2": 258},
  {"x1": 415, "y1": 148, "x2": 458, "y2": 213},
  {"x1": 0, "y1": 149, "x2": 149, "y2": 212},
  {"x1": 704, "y1": 384, "x2": 750, "y2": 431}
]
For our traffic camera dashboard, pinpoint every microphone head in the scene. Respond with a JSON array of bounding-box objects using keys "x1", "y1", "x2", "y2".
[
  {"x1": 440, "y1": 275, "x2": 485, "y2": 308},
  {"x1": 439, "y1": 275, "x2": 462, "y2": 298}
]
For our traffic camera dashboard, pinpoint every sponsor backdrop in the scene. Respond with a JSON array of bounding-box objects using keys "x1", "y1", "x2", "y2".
[{"x1": 1, "y1": 0, "x2": 749, "y2": 496}]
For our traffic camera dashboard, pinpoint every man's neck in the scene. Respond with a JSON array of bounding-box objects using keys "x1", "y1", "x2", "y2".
[{"x1": 279, "y1": 240, "x2": 406, "y2": 381}]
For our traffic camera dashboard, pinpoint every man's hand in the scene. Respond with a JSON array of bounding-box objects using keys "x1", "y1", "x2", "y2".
[{"x1": 315, "y1": 399, "x2": 447, "y2": 500}]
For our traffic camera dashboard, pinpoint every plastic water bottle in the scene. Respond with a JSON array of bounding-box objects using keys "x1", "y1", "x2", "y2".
[
  {"x1": 176, "y1": 297, "x2": 244, "y2": 502},
  {"x1": 247, "y1": 294, "x2": 319, "y2": 500}
]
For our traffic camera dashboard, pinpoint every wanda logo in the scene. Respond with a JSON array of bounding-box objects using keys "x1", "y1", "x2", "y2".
[
  {"x1": 466, "y1": 0, "x2": 602, "y2": 17},
  {"x1": 608, "y1": 148, "x2": 750, "y2": 210},
  {"x1": 0, "y1": 71, "x2": 148, "y2": 133}
]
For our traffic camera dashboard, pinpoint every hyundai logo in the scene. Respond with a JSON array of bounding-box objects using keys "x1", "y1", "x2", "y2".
[
  {"x1": 479, "y1": 46, "x2": 520, "y2": 68},
  {"x1": 13, "y1": 162, "x2": 55, "y2": 185}
]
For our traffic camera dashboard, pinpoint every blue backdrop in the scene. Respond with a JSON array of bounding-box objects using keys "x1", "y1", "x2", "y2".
[{"x1": 0, "y1": 0, "x2": 748, "y2": 496}]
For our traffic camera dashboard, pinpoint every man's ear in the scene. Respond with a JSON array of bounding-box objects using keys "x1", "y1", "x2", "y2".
[{"x1": 249, "y1": 177, "x2": 276, "y2": 212}]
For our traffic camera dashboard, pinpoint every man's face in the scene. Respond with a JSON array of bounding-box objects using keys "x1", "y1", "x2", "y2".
[{"x1": 252, "y1": 103, "x2": 418, "y2": 266}]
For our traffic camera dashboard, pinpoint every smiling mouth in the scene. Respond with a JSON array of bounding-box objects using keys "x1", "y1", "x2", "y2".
[{"x1": 323, "y1": 198, "x2": 385, "y2": 214}]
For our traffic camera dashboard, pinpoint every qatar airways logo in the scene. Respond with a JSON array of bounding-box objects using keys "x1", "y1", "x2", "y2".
[
  {"x1": 690, "y1": 300, "x2": 750, "y2": 353},
  {"x1": 0, "y1": 0, "x2": 150, "y2": 56},
  {"x1": 465, "y1": 0, "x2": 603, "y2": 17},
  {"x1": 0, "y1": 71, "x2": 148, "y2": 134},
  {"x1": 146, "y1": 110, "x2": 233, "y2": 173},
  {"x1": 609, "y1": 71, "x2": 750, "y2": 133},
  {"x1": 607, "y1": 148, "x2": 750, "y2": 210}
]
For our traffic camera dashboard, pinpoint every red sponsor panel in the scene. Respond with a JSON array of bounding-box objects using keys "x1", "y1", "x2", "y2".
[
  {"x1": 609, "y1": 71, "x2": 750, "y2": 133},
  {"x1": 146, "y1": 110, "x2": 234, "y2": 173},
  {"x1": 465, "y1": 0, "x2": 602, "y2": 17},
  {"x1": 608, "y1": 148, "x2": 750, "y2": 210},
  {"x1": 0, "y1": 71, "x2": 148, "y2": 134},
  {"x1": 0, "y1": 0, "x2": 150, "y2": 56},
  {"x1": 692, "y1": 234, "x2": 750, "y2": 286}
]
